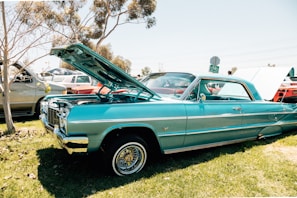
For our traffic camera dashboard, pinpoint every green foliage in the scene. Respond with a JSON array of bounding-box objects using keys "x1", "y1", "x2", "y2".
[
  {"x1": 1, "y1": 119, "x2": 296, "y2": 197},
  {"x1": 112, "y1": 56, "x2": 131, "y2": 73},
  {"x1": 17, "y1": 0, "x2": 156, "y2": 48},
  {"x1": 98, "y1": 44, "x2": 114, "y2": 61},
  {"x1": 15, "y1": 1, "x2": 156, "y2": 73}
]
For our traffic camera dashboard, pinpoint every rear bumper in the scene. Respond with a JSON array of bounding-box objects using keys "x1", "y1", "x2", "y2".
[{"x1": 40, "y1": 114, "x2": 88, "y2": 154}]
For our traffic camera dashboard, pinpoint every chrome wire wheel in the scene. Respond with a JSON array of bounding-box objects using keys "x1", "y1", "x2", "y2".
[{"x1": 112, "y1": 141, "x2": 147, "y2": 176}]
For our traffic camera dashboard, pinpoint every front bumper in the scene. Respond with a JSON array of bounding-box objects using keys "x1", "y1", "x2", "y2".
[{"x1": 40, "y1": 114, "x2": 88, "y2": 154}]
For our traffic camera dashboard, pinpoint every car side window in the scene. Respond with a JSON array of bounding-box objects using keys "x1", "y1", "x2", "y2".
[
  {"x1": 77, "y1": 76, "x2": 90, "y2": 83},
  {"x1": 187, "y1": 79, "x2": 251, "y2": 101},
  {"x1": 10, "y1": 65, "x2": 32, "y2": 83},
  {"x1": 200, "y1": 79, "x2": 251, "y2": 101}
]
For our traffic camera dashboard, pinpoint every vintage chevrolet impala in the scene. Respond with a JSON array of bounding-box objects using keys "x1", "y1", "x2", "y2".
[{"x1": 40, "y1": 43, "x2": 297, "y2": 176}]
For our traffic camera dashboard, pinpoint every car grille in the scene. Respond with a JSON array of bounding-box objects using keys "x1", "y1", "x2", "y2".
[{"x1": 47, "y1": 108, "x2": 59, "y2": 127}]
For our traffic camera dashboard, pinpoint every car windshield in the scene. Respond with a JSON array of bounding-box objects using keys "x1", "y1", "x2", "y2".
[{"x1": 141, "y1": 72, "x2": 196, "y2": 98}]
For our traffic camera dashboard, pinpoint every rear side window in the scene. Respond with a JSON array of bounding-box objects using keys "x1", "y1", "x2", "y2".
[{"x1": 76, "y1": 76, "x2": 90, "y2": 83}]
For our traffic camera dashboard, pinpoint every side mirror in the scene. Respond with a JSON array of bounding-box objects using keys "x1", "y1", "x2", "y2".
[{"x1": 199, "y1": 93, "x2": 206, "y2": 102}]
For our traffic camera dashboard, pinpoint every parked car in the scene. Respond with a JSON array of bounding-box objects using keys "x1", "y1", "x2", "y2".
[
  {"x1": 55, "y1": 74, "x2": 93, "y2": 93},
  {"x1": 0, "y1": 61, "x2": 67, "y2": 118},
  {"x1": 70, "y1": 80, "x2": 101, "y2": 94},
  {"x1": 273, "y1": 76, "x2": 297, "y2": 103},
  {"x1": 39, "y1": 68, "x2": 83, "y2": 81},
  {"x1": 44, "y1": 73, "x2": 93, "y2": 94},
  {"x1": 70, "y1": 85, "x2": 99, "y2": 94},
  {"x1": 40, "y1": 44, "x2": 297, "y2": 176},
  {"x1": 45, "y1": 68, "x2": 81, "y2": 75}
]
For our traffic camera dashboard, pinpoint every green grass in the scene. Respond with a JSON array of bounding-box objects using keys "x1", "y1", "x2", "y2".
[{"x1": 1, "y1": 118, "x2": 297, "y2": 197}]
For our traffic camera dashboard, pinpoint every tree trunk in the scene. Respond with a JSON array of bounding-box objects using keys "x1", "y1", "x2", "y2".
[
  {"x1": 1, "y1": 2, "x2": 16, "y2": 133},
  {"x1": 2, "y1": 82, "x2": 15, "y2": 133}
]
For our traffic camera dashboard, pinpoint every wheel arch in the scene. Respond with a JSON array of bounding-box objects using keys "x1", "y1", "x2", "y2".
[
  {"x1": 34, "y1": 96, "x2": 44, "y2": 118},
  {"x1": 32, "y1": 97, "x2": 44, "y2": 117},
  {"x1": 100, "y1": 126, "x2": 161, "y2": 156}
]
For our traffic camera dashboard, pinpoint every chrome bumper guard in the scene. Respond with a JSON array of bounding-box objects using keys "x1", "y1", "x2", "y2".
[{"x1": 40, "y1": 114, "x2": 88, "y2": 154}]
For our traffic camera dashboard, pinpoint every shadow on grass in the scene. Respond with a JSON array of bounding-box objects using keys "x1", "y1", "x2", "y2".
[{"x1": 36, "y1": 130, "x2": 297, "y2": 198}]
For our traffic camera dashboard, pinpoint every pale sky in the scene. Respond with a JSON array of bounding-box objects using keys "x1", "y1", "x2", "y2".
[{"x1": 36, "y1": 0, "x2": 297, "y2": 75}]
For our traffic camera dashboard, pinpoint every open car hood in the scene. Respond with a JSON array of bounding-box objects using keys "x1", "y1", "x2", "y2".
[
  {"x1": 50, "y1": 43, "x2": 158, "y2": 97},
  {"x1": 233, "y1": 66, "x2": 294, "y2": 101}
]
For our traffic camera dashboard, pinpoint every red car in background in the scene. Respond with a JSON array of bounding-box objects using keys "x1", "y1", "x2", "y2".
[
  {"x1": 273, "y1": 77, "x2": 297, "y2": 103},
  {"x1": 71, "y1": 85, "x2": 100, "y2": 94},
  {"x1": 71, "y1": 82, "x2": 127, "y2": 95}
]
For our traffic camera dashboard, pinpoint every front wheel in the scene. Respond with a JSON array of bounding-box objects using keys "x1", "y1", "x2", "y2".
[{"x1": 105, "y1": 136, "x2": 148, "y2": 176}]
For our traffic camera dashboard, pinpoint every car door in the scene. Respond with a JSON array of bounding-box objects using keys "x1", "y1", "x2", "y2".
[
  {"x1": 183, "y1": 79, "x2": 255, "y2": 148},
  {"x1": 0, "y1": 65, "x2": 36, "y2": 116}
]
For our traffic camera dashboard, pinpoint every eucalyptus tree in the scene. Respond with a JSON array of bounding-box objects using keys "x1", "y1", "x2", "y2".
[
  {"x1": 19, "y1": 0, "x2": 156, "y2": 49},
  {"x1": 91, "y1": 0, "x2": 156, "y2": 51},
  {"x1": 20, "y1": 0, "x2": 155, "y2": 72},
  {"x1": 112, "y1": 56, "x2": 131, "y2": 73},
  {"x1": 98, "y1": 44, "x2": 114, "y2": 60}
]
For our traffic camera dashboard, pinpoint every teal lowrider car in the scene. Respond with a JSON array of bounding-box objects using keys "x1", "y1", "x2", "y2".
[{"x1": 40, "y1": 43, "x2": 297, "y2": 176}]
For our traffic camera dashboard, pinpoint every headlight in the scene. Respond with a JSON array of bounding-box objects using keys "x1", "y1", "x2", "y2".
[
  {"x1": 59, "y1": 107, "x2": 69, "y2": 117},
  {"x1": 58, "y1": 108, "x2": 69, "y2": 133},
  {"x1": 59, "y1": 117, "x2": 68, "y2": 133}
]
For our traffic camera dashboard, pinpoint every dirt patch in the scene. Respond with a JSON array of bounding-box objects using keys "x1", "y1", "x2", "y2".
[
  {"x1": 265, "y1": 145, "x2": 297, "y2": 164},
  {"x1": 0, "y1": 127, "x2": 42, "y2": 140}
]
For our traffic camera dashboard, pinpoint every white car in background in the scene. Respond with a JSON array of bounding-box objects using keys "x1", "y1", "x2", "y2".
[
  {"x1": 39, "y1": 68, "x2": 84, "y2": 81},
  {"x1": 39, "y1": 68, "x2": 93, "y2": 93},
  {"x1": 55, "y1": 74, "x2": 93, "y2": 93}
]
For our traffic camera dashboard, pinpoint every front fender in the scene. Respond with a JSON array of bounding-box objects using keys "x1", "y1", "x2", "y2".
[{"x1": 88, "y1": 123, "x2": 157, "y2": 152}]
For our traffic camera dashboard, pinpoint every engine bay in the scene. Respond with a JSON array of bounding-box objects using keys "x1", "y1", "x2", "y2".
[{"x1": 53, "y1": 91, "x2": 151, "y2": 107}]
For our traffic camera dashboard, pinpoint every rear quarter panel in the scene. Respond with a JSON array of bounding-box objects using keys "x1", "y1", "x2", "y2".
[{"x1": 241, "y1": 101, "x2": 297, "y2": 136}]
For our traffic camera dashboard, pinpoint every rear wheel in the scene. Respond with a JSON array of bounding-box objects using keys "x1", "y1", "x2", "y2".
[{"x1": 105, "y1": 136, "x2": 148, "y2": 176}]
